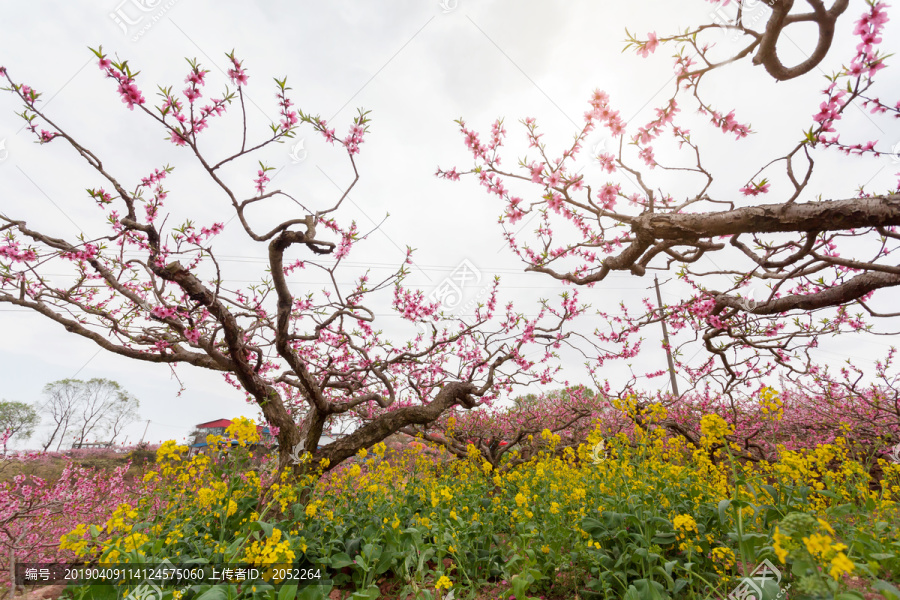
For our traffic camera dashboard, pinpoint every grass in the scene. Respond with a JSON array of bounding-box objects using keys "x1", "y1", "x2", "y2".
[{"x1": 0, "y1": 448, "x2": 156, "y2": 485}]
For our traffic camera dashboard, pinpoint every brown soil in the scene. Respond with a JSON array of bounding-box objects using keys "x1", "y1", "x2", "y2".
[{"x1": 5, "y1": 583, "x2": 68, "y2": 600}]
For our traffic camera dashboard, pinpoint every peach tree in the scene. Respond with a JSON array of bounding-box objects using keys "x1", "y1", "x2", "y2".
[{"x1": 0, "y1": 49, "x2": 586, "y2": 475}]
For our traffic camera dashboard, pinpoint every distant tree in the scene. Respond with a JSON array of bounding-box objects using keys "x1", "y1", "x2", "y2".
[
  {"x1": 39, "y1": 380, "x2": 80, "y2": 452},
  {"x1": 100, "y1": 383, "x2": 140, "y2": 445},
  {"x1": 512, "y1": 386, "x2": 597, "y2": 409},
  {"x1": 0, "y1": 400, "x2": 39, "y2": 453},
  {"x1": 39, "y1": 379, "x2": 140, "y2": 450}
]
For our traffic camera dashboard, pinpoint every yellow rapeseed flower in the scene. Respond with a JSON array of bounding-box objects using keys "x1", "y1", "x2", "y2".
[
  {"x1": 435, "y1": 575, "x2": 453, "y2": 591},
  {"x1": 802, "y1": 532, "x2": 832, "y2": 558},
  {"x1": 711, "y1": 547, "x2": 735, "y2": 573},
  {"x1": 773, "y1": 527, "x2": 789, "y2": 564},
  {"x1": 699, "y1": 415, "x2": 733, "y2": 445},
  {"x1": 829, "y1": 552, "x2": 854, "y2": 580},
  {"x1": 673, "y1": 514, "x2": 698, "y2": 534},
  {"x1": 226, "y1": 417, "x2": 259, "y2": 447}
]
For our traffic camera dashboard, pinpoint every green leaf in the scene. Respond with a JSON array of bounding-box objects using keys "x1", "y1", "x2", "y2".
[
  {"x1": 651, "y1": 532, "x2": 676, "y2": 545},
  {"x1": 632, "y1": 578, "x2": 667, "y2": 599},
  {"x1": 790, "y1": 558, "x2": 815, "y2": 577},
  {"x1": 874, "y1": 580, "x2": 900, "y2": 599},
  {"x1": 622, "y1": 586, "x2": 642, "y2": 600},
  {"x1": 755, "y1": 579, "x2": 784, "y2": 600},
  {"x1": 223, "y1": 536, "x2": 245, "y2": 556},
  {"x1": 297, "y1": 586, "x2": 331, "y2": 600},
  {"x1": 248, "y1": 520, "x2": 274, "y2": 538},
  {"x1": 345, "y1": 538, "x2": 362, "y2": 560},
  {"x1": 645, "y1": 517, "x2": 671, "y2": 528},
  {"x1": 650, "y1": 565, "x2": 675, "y2": 588},
  {"x1": 663, "y1": 560, "x2": 677, "y2": 577},
  {"x1": 582, "y1": 517, "x2": 605, "y2": 535},
  {"x1": 602, "y1": 511, "x2": 627, "y2": 528},
  {"x1": 868, "y1": 552, "x2": 896, "y2": 560},
  {"x1": 511, "y1": 574, "x2": 532, "y2": 599},
  {"x1": 349, "y1": 585, "x2": 380, "y2": 600},
  {"x1": 329, "y1": 552, "x2": 354, "y2": 569},
  {"x1": 131, "y1": 521, "x2": 151, "y2": 532},
  {"x1": 196, "y1": 586, "x2": 230, "y2": 600},
  {"x1": 278, "y1": 583, "x2": 299, "y2": 600},
  {"x1": 717, "y1": 499, "x2": 731, "y2": 525},
  {"x1": 80, "y1": 584, "x2": 117, "y2": 600},
  {"x1": 813, "y1": 489, "x2": 840, "y2": 499},
  {"x1": 374, "y1": 549, "x2": 395, "y2": 575}
]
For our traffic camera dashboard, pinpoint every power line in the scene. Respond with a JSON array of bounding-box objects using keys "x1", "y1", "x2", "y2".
[
  {"x1": 111, "y1": 255, "x2": 639, "y2": 277},
  {"x1": 10, "y1": 279, "x2": 649, "y2": 290}
]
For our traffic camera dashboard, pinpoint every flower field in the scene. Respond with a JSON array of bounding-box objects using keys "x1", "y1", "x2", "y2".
[
  {"x1": 2, "y1": 1, "x2": 900, "y2": 598},
  {"x1": 0, "y1": 402, "x2": 889, "y2": 600}
]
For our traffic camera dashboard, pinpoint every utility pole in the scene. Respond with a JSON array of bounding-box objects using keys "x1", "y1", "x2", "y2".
[
  {"x1": 654, "y1": 275, "x2": 680, "y2": 397},
  {"x1": 138, "y1": 420, "x2": 151, "y2": 445}
]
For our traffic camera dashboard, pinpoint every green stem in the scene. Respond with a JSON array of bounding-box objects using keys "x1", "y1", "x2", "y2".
[{"x1": 723, "y1": 441, "x2": 749, "y2": 571}]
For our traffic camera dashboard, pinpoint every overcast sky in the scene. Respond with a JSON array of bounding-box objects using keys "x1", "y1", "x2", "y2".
[{"x1": 1, "y1": 0, "x2": 898, "y2": 450}]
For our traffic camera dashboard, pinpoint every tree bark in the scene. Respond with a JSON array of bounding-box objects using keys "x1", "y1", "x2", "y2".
[{"x1": 633, "y1": 195, "x2": 900, "y2": 240}]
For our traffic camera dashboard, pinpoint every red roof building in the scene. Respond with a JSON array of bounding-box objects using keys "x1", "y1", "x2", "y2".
[
  {"x1": 189, "y1": 418, "x2": 349, "y2": 456},
  {"x1": 189, "y1": 418, "x2": 275, "y2": 455},
  {"x1": 196, "y1": 419, "x2": 233, "y2": 430},
  {"x1": 195, "y1": 418, "x2": 272, "y2": 436}
]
